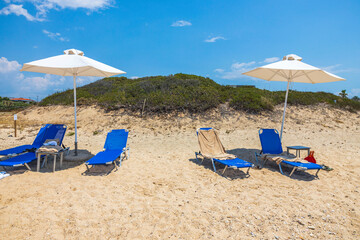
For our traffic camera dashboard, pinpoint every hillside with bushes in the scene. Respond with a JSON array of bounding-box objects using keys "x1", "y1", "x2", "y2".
[
  {"x1": 0, "y1": 97, "x2": 33, "y2": 112},
  {"x1": 40, "y1": 74, "x2": 360, "y2": 113}
]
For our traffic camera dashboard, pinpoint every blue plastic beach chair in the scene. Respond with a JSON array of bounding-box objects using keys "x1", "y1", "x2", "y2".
[
  {"x1": 255, "y1": 129, "x2": 323, "y2": 177},
  {"x1": 85, "y1": 129, "x2": 129, "y2": 172},
  {"x1": 195, "y1": 128, "x2": 253, "y2": 175},
  {"x1": 0, "y1": 124, "x2": 67, "y2": 170},
  {"x1": 0, "y1": 124, "x2": 50, "y2": 156}
]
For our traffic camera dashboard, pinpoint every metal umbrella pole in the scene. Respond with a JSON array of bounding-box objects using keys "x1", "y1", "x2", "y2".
[
  {"x1": 280, "y1": 79, "x2": 291, "y2": 141},
  {"x1": 73, "y1": 74, "x2": 78, "y2": 156}
]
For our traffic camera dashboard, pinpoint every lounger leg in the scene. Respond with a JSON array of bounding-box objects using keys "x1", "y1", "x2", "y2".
[
  {"x1": 222, "y1": 165, "x2": 228, "y2": 175},
  {"x1": 246, "y1": 167, "x2": 250, "y2": 175},
  {"x1": 196, "y1": 152, "x2": 205, "y2": 164},
  {"x1": 278, "y1": 164, "x2": 284, "y2": 175},
  {"x1": 85, "y1": 164, "x2": 90, "y2": 172},
  {"x1": 59, "y1": 152, "x2": 63, "y2": 169},
  {"x1": 53, "y1": 155, "x2": 57, "y2": 172},
  {"x1": 24, "y1": 163, "x2": 31, "y2": 171},
  {"x1": 211, "y1": 158, "x2": 217, "y2": 173},
  {"x1": 119, "y1": 156, "x2": 122, "y2": 168},
  {"x1": 315, "y1": 169, "x2": 320, "y2": 178},
  {"x1": 37, "y1": 154, "x2": 41, "y2": 172},
  {"x1": 289, "y1": 167, "x2": 297, "y2": 177}
]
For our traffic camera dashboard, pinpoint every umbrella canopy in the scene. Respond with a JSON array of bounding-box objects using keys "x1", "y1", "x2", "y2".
[
  {"x1": 21, "y1": 49, "x2": 125, "y2": 77},
  {"x1": 243, "y1": 54, "x2": 345, "y2": 140},
  {"x1": 20, "y1": 49, "x2": 126, "y2": 155}
]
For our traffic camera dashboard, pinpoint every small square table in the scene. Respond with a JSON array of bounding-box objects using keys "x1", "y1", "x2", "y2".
[
  {"x1": 286, "y1": 146, "x2": 310, "y2": 158},
  {"x1": 36, "y1": 151, "x2": 64, "y2": 172}
]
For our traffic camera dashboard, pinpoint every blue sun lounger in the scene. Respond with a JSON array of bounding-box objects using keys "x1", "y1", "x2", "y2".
[
  {"x1": 255, "y1": 128, "x2": 323, "y2": 177},
  {"x1": 195, "y1": 128, "x2": 253, "y2": 175},
  {"x1": 0, "y1": 124, "x2": 50, "y2": 156},
  {"x1": 85, "y1": 129, "x2": 129, "y2": 171},
  {"x1": 0, "y1": 124, "x2": 67, "y2": 170}
]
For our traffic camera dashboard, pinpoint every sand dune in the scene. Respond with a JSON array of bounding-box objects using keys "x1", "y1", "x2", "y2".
[{"x1": 0, "y1": 105, "x2": 359, "y2": 239}]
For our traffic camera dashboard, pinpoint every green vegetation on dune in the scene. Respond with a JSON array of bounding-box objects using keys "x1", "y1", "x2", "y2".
[{"x1": 40, "y1": 74, "x2": 360, "y2": 113}]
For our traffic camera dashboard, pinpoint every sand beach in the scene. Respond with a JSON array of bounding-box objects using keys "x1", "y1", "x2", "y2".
[{"x1": 0, "y1": 105, "x2": 359, "y2": 239}]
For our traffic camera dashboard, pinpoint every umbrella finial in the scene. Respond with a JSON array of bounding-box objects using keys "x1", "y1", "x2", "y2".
[
  {"x1": 64, "y1": 49, "x2": 84, "y2": 56},
  {"x1": 283, "y1": 54, "x2": 302, "y2": 61}
]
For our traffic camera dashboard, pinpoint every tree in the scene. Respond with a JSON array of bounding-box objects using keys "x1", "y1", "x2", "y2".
[
  {"x1": 339, "y1": 90, "x2": 348, "y2": 99},
  {"x1": 352, "y1": 96, "x2": 360, "y2": 102}
]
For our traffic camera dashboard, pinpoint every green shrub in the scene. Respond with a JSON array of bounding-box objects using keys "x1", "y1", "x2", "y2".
[
  {"x1": 39, "y1": 74, "x2": 360, "y2": 113},
  {"x1": 0, "y1": 99, "x2": 34, "y2": 112}
]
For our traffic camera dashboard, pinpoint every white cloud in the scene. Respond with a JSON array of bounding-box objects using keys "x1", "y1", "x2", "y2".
[
  {"x1": 77, "y1": 76, "x2": 98, "y2": 86},
  {"x1": 322, "y1": 64, "x2": 353, "y2": 74},
  {"x1": 19, "y1": 75, "x2": 98, "y2": 93},
  {"x1": 263, "y1": 57, "x2": 280, "y2": 63},
  {"x1": 20, "y1": 75, "x2": 60, "y2": 92},
  {"x1": 204, "y1": 36, "x2": 226, "y2": 43},
  {"x1": 171, "y1": 20, "x2": 192, "y2": 27},
  {"x1": 215, "y1": 57, "x2": 287, "y2": 79},
  {"x1": 219, "y1": 61, "x2": 256, "y2": 79},
  {"x1": 0, "y1": 57, "x2": 21, "y2": 73},
  {"x1": 0, "y1": 4, "x2": 44, "y2": 21},
  {"x1": 1, "y1": 0, "x2": 113, "y2": 21},
  {"x1": 34, "y1": 0, "x2": 113, "y2": 17},
  {"x1": 45, "y1": 0, "x2": 112, "y2": 10},
  {"x1": 231, "y1": 61, "x2": 256, "y2": 70},
  {"x1": 43, "y1": 29, "x2": 69, "y2": 42},
  {"x1": 130, "y1": 76, "x2": 139, "y2": 79},
  {"x1": 214, "y1": 69, "x2": 224, "y2": 73}
]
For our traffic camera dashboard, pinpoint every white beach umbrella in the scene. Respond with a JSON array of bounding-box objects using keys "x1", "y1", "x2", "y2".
[
  {"x1": 20, "y1": 49, "x2": 126, "y2": 155},
  {"x1": 243, "y1": 54, "x2": 345, "y2": 140}
]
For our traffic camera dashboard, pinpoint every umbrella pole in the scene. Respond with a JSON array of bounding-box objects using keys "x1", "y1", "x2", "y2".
[
  {"x1": 73, "y1": 75, "x2": 78, "y2": 156},
  {"x1": 280, "y1": 80, "x2": 290, "y2": 141}
]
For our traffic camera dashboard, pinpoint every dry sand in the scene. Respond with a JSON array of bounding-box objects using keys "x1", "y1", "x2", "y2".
[{"x1": 0, "y1": 105, "x2": 359, "y2": 239}]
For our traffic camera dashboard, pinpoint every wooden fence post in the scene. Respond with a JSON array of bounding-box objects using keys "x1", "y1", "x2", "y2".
[{"x1": 141, "y1": 99, "x2": 147, "y2": 117}]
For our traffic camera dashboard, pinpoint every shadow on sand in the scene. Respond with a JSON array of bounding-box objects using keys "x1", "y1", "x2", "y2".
[
  {"x1": 189, "y1": 157, "x2": 252, "y2": 180},
  {"x1": 189, "y1": 148, "x2": 260, "y2": 180},
  {"x1": 190, "y1": 148, "x2": 319, "y2": 181},
  {"x1": 232, "y1": 148, "x2": 320, "y2": 181},
  {"x1": 1, "y1": 149, "x2": 93, "y2": 175},
  {"x1": 82, "y1": 164, "x2": 119, "y2": 176}
]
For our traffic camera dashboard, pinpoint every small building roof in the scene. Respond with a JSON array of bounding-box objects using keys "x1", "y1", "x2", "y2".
[{"x1": 10, "y1": 98, "x2": 35, "y2": 102}]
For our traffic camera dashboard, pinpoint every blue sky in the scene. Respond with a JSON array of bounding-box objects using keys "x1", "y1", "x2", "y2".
[{"x1": 0, "y1": 0, "x2": 359, "y2": 100}]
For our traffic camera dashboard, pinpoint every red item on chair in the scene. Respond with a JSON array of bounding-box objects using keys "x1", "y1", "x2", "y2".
[{"x1": 305, "y1": 151, "x2": 316, "y2": 163}]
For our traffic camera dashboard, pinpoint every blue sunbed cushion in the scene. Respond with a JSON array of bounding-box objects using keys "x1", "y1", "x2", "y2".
[
  {"x1": 213, "y1": 158, "x2": 253, "y2": 168},
  {"x1": 0, "y1": 152, "x2": 36, "y2": 166},
  {"x1": 45, "y1": 124, "x2": 67, "y2": 145},
  {"x1": 282, "y1": 160, "x2": 322, "y2": 170},
  {"x1": 0, "y1": 124, "x2": 67, "y2": 156},
  {"x1": 259, "y1": 129, "x2": 283, "y2": 154},
  {"x1": 86, "y1": 150, "x2": 123, "y2": 165},
  {"x1": 104, "y1": 130, "x2": 128, "y2": 151},
  {"x1": 32, "y1": 124, "x2": 49, "y2": 147}
]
